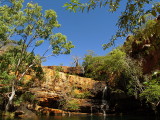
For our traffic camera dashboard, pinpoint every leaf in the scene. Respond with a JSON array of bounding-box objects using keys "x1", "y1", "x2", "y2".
[
  {"x1": 72, "y1": 5, "x2": 78, "y2": 13},
  {"x1": 63, "y1": 3, "x2": 70, "y2": 7},
  {"x1": 35, "y1": 40, "x2": 44, "y2": 47},
  {"x1": 157, "y1": 7, "x2": 160, "y2": 13},
  {"x1": 151, "y1": 10, "x2": 157, "y2": 17},
  {"x1": 129, "y1": 4, "x2": 135, "y2": 12}
]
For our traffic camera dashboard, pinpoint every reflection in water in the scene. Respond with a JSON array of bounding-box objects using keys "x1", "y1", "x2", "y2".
[{"x1": 1, "y1": 115, "x2": 157, "y2": 120}]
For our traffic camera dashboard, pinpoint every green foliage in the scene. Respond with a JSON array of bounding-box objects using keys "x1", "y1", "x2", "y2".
[
  {"x1": 0, "y1": 46, "x2": 43, "y2": 111},
  {"x1": 0, "y1": 46, "x2": 36, "y2": 74},
  {"x1": 62, "y1": 99, "x2": 80, "y2": 111},
  {"x1": 120, "y1": 18, "x2": 160, "y2": 110},
  {"x1": 72, "y1": 89, "x2": 91, "y2": 99},
  {"x1": 35, "y1": 40, "x2": 44, "y2": 47},
  {"x1": 140, "y1": 84, "x2": 160, "y2": 105},
  {"x1": 133, "y1": 19, "x2": 159, "y2": 41},
  {"x1": 0, "y1": 72, "x2": 15, "y2": 84},
  {"x1": 1, "y1": 111, "x2": 15, "y2": 119},
  {"x1": 140, "y1": 71, "x2": 160, "y2": 107},
  {"x1": 0, "y1": 0, "x2": 74, "y2": 111},
  {"x1": 64, "y1": 0, "x2": 160, "y2": 48},
  {"x1": 0, "y1": 0, "x2": 74, "y2": 55},
  {"x1": 83, "y1": 48, "x2": 143, "y2": 97},
  {"x1": 123, "y1": 35, "x2": 134, "y2": 53},
  {"x1": 14, "y1": 91, "x2": 36, "y2": 106},
  {"x1": 54, "y1": 70, "x2": 60, "y2": 80},
  {"x1": 55, "y1": 64, "x2": 64, "y2": 72},
  {"x1": 0, "y1": 46, "x2": 43, "y2": 82},
  {"x1": 83, "y1": 48, "x2": 129, "y2": 80},
  {"x1": 82, "y1": 50, "x2": 107, "y2": 79},
  {"x1": 123, "y1": 18, "x2": 160, "y2": 59}
]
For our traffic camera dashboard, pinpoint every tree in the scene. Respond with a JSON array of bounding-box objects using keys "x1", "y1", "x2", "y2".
[
  {"x1": 64, "y1": 0, "x2": 160, "y2": 49},
  {"x1": 0, "y1": 46, "x2": 43, "y2": 110},
  {"x1": 82, "y1": 48, "x2": 143, "y2": 97},
  {"x1": 122, "y1": 17, "x2": 160, "y2": 112},
  {"x1": 140, "y1": 71, "x2": 160, "y2": 113},
  {"x1": 71, "y1": 55, "x2": 81, "y2": 67},
  {"x1": 0, "y1": 0, "x2": 74, "y2": 111},
  {"x1": 82, "y1": 52, "x2": 105, "y2": 80}
]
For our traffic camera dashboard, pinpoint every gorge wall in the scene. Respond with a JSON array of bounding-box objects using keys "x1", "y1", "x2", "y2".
[
  {"x1": 125, "y1": 33, "x2": 160, "y2": 74},
  {"x1": 28, "y1": 66, "x2": 106, "y2": 115}
]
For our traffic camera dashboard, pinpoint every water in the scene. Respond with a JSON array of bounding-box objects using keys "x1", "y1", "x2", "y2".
[
  {"x1": 1, "y1": 115, "x2": 157, "y2": 120},
  {"x1": 101, "y1": 86, "x2": 109, "y2": 116}
]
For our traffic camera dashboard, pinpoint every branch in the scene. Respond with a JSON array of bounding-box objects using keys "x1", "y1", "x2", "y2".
[
  {"x1": 18, "y1": 62, "x2": 35, "y2": 81},
  {"x1": 25, "y1": 46, "x2": 36, "y2": 59},
  {"x1": 26, "y1": 34, "x2": 38, "y2": 49},
  {"x1": 156, "y1": 101, "x2": 160, "y2": 107},
  {"x1": 42, "y1": 45, "x2": 52, "y2": 57},
  {"x1": 41, "y1": 54, "x2": 55, "y2": 59},
  {"x1": 18, "y1": 53, "x2": 55, "y2": 82},
  {"x1": 15, "y1": 35, "x2": 28, "y2": 76}
]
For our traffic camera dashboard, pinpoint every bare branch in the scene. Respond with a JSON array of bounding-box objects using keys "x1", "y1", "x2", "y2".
[{"x1": 42, "y1": 45, "x2": 52, "y2": 57}]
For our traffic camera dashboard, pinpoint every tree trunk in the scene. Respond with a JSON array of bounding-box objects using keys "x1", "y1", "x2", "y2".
[{"x1": 5, "y1": 81, "x2": 15, "y2": 112}]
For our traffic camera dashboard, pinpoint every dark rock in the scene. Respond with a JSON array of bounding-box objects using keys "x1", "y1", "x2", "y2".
[{"x1": 15, "y1": 103, "x2": 38, "y2": 119}]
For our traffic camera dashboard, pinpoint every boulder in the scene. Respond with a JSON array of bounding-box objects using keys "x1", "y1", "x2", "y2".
[{"x1": 15, "y1": 103, "x2": 38, "y2": 119}]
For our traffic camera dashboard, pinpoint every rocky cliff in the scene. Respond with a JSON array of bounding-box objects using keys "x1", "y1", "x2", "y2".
[
  {"x1": 44, "y1": 66, "x2": 84, "y2": 75},
  {"x1": 124, "y1": 34, "x2": 160, "y2": 74},
  {"x1": 28, "y1": 66, "x2": 106, "y2": 115},
  {"x1": 18, "y1": 65, "x2": 148, "y2": 116}
]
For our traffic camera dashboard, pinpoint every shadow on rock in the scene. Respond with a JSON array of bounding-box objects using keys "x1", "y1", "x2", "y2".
[{"x1": 15, "y1": 103, "x2": 38, "y2": 120}]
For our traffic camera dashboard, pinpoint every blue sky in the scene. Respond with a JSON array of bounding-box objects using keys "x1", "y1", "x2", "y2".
[{"x1": 26, "y1": 0, "x2": 125, "y2": 66}]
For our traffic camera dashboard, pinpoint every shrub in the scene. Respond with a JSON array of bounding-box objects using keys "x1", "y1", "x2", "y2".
[
  {"x1": 62, "y1": 99, "x2": 79, "y2": 111},
  {"x1": 72, "y1": 89, "x2": 91, "y2": 99}
]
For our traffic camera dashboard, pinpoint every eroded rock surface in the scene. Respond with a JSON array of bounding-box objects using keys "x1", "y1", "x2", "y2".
[{"x1": 29, "y1": 67, "x2": 106, "y2": 114}]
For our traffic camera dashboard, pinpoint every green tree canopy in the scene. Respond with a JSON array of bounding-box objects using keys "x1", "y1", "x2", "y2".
[
  {"x1": 0, "y1": 0, "x2": 74, "y2": 111},
  {"x1": 64, "y1": 0, "x2": 160, "y2": 49},
  {"x1": 83, "y1": 48, "x2": 143, "y2": 97}
]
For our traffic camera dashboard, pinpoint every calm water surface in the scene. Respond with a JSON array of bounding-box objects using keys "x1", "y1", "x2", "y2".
[{"x1": 1, "y1": 115, "x2": 157, "y2": 120}]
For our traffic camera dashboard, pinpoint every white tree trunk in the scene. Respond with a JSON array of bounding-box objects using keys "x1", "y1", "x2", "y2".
[{"x1": 5, "y1": 81, "x2": 15, "y2": 111}]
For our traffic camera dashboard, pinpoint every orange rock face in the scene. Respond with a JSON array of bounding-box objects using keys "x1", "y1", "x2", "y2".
[
  {"x1": 29, "y1": 66, "x2": 106, "y2": 114},
  {"x1": 44, "y1": 66, "x2": 84, "y2": 75},
  {"x1": 41, "y1": 67, "x2": 105, "y2": 93}
]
